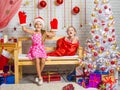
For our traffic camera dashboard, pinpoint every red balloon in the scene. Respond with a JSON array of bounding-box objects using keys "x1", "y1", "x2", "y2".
[
  {"x1": 72, "y1": 6, "x2": 80, "y2": 15},
  {"x1": 56, "y1": 0, "x2": 63, "y2": 5},
  {"x1": 39, "y1": 0, "x2": 47, "y2": 8}
]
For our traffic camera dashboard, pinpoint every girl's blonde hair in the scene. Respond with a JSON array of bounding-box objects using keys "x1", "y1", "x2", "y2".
[{"x1": 41, "y1": 30, "x2": 46, "y2": 43}]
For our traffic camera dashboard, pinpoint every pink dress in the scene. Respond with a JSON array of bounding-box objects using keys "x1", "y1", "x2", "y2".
[{"x1": 27, "y1": 33, "x2": 47, "y2": 60}]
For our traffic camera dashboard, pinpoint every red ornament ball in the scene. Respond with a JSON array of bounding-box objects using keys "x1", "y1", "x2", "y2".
[
  {"x1": 94, "y1": 19, "x2": 97, "y2": 23},
  {"x1": 104, "y1": 5, "x2": 108, "y2": 9},
  {"x1": 110, "y1": 69, "x2": 114, "y2": 73},
  {"x1": 39, "y1": 0, "x2": 47, "y2": 8},
  {"x1": 104, "y1": 27, "x2": 109, "y2": 32},
  {"x1": 56, "y1": 0, "x2": 63, "y2": 5},
  {"x1": 94, "y1": 52, "x2": 98, "y2": 56},
  {"x1": 72, "y1": 6, "x2": 80, "y2": 15},
  {"x1": 111, "y1": 60, "x2": 115, "y2": 65},
  {"x1": 101, "y1": 67, "x2": 105, "y2": 71},
  {"x1": 108, "y1": 38, "x2": 112, "y2": 42},
  {"x1": 95, "y1": 35, "x2": 99, "y2": 39},
  {"x1": 98, "y1": 10, "x2": 102, "y2": 13},
  {"x1": 100, "y1": 47, "x2": 104, "y2": 51}
]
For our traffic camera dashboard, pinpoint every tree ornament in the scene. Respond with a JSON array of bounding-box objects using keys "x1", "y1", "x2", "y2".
[
  {"x1": 101, "y1": 67, "x2": 105, "y2": 71},
  {"x1": 94, "y1": 19, "x2": 97, "y2": 22},
  {"x1": 98, "y1": 9, "x2": 102, "y2": 14},
  {"x1": 100, "y1": 47, "x2": 104, "y2": 51},
  {"x1": 94, "y1": 52, "x2": 98, "y2": 56},
  {"x1": 111, "y1": 60, "x2": 115, "y2": 65},
  {"x1": 94, "y1": 7, "x2": 99, "y2": 11},
  {"x1": 102, "y1": 0, "x2": 107, "y2": 4},
  {"x1": 39, "y1": 0, "x2": 47, "y2": 8},
  {"x1": 95, "y1": 35, "x2": 99, "y2": 39},
  {"x1": 94, "y1": 0, "x2": 98, "y2": 4},
  {"x1": 103, "y1": 40, "x2": 106, "y2": 43},
  {"x1": 88, "y1": 64, "x2": 92, "y2": 68},
  {"x1": 110, "y1": 69, "x2": 114, "y2": 73},
  {"x1": 91, "y1": 13, "x2": 95, "y2": 17},
  {"x1": 104, "y1": 5, "x2": 108, "y2": 9},
  {"x1": 72, "y1": 6, "x2": 80, "y2": 15},
  {"x1": 117, "y1": 67, "x2": 120, "y2": 71},
  {"x1": 88, "y1": 44, "x2": 93, "y2": 48},
  {"x1": 104, "y1": 27, "x2": 109, "y2": 32},
  {"x1": 56, "y1": 0, "x2": 63, "y2": 5},
  {"x1": 10, "y1": 0, "x2": 13, "y2": 5},
  {"x1": 109, "y1": 16, "x2": 113, "y2": 20},
  {"x1": 108, "y1": 38, "x2": 112, "y2": 42}
]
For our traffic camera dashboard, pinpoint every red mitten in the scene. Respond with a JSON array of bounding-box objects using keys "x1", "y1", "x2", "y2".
[
  {"x1": 50, "y1": 18, "x2": 58, "y2": 31},
  {"x1": 18, "y1": 11, "x2": 27, "y2": 26}
]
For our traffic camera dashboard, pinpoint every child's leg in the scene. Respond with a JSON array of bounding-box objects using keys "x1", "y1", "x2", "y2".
[
  {"x1": 40, "y1": 58, "x2": 46, "y2": 72},
  {"x1": 35, "y1": 58, "x2": 42, "y2": 79}
]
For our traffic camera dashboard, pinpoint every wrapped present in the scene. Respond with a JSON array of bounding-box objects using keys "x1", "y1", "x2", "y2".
[
  {"x1": 89, "y1": 73, "x2": 101, "y2": 88},
  {"x1": 101, "y1": 74, "x2": 114, "y2": 83},
  {"x1": 62, "y1": 84, "x2": 74, "y2": 90},
  {"x1": 0, "y1": 73, "x2": 14, "y2": 85},
  {"x1": 76, "y1": 66, "x2": 89, "y2": 88},
  {"x1": 94, "y1": 70, "x2": 109, "y2": 75},
  {"x1": 102, "y1": 74, "x2": 118, "y2": 90},
  {"x1": 42, "y1": 72, "x2": 61, "y2": 82}
]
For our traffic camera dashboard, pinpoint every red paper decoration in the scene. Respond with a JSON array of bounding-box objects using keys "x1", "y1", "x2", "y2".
[
  {"x1": 56, "y1": 0, "x2": 63, "y2": 5},
  {"x1": 38, "y1": 0, "x2": 47, "y2": 8},
  {"x1": 72, "y1": 6, "x2": 80, "y2": 15}
]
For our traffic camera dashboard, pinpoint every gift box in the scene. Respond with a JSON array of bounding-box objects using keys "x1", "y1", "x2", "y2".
[
  {"x1": 42, "y1": 72, "x2": 61, "y2": 82},
  {"x1": 88, "y1": 73, "x2": 101, "y2": 88},
  {"x1": 62, "y1": 84, "x2": 74, "y2": 90},
  {"x1": 76, "y1": 66, "x2": 89, "y2": 88},
  {"x1": 101, "y1": 74, "x2": 114, "y2": 83},
  {"x1": 0, "y1": 74, "x2": 14, "y2": 85},
  {"x1": 94, "y1": 70, "x2": 109, "y2": 75}
]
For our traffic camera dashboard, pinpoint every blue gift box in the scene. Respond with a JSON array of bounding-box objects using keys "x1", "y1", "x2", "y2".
[
  {"x1": 0, "y1": 75, "x2": 14, "y2": 85},
  {"x1": 94, "y1": 70, "x2": 109, "y2": 75}
]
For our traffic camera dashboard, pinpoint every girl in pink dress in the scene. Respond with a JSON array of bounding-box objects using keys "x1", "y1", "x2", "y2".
[{"x1": 18, "y1": 11, "x2": 58, "y2": 85}]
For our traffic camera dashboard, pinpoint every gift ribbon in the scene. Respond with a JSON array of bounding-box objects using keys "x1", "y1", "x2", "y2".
[{"x1": 89, "y1": 74, "x2": 100, "y2": 87}]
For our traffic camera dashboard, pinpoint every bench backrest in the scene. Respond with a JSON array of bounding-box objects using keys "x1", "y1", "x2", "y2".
[{"x1": 17, "y1": 36, "x2": 83, "y2": 59}]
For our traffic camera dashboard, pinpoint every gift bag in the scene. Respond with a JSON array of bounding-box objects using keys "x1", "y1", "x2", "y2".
[{"x1": 0, "y1": 49, "x2": 11, "y2": 70}]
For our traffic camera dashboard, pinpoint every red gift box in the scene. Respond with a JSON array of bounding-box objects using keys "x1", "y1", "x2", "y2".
[{"x1": 42, "y1": 72, "x2": 61, "y2": 82}]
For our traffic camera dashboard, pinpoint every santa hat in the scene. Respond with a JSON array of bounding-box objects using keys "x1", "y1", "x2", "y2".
[{"x1": 34, "y1": 16, "x2": 45, "y2": 28}]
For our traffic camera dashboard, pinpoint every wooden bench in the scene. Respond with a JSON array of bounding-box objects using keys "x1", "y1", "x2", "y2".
[{"x1": 14, "y1": 37, "x2": 83, "y2": 84}]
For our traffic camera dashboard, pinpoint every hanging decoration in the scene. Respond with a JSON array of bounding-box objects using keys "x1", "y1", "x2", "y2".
[
  {"x1": 63, "y1": 0, "x2": 66, "y2": 28},
  {"x1": 80, "y1": 0, "x2": 82, "y2": 27},
  {"x1": 72, "y1": 6, "x2": 80, "y2": 15},
  {"x1": 84, "y1": 0, "x2": 86, "y2": 24},
  {"x1": 55, "y1": 0, "x2": 63, "y2": 6},
  {"x1": 38, "y1": 0, "x2": 47, "y2": 9}
]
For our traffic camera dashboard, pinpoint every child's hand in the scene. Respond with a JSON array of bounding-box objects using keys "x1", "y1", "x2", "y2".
[
  {"x1": 18, "y1": 11, "x2": 27, "y2": 26},
  {"x1": 50, "y1": 18, "x2": 58, "y2": 31}
]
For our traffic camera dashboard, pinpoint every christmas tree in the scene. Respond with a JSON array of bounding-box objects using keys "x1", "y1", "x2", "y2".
[{"x1": 82, "y1": 0, "x2": 120, "y2": 74}]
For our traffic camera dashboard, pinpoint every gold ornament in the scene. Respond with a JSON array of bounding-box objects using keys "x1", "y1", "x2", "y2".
[
  {"x1": 96, "y1": 42, "x2": 100, "y2": 46},
  {"x1": 117, "y1": 67, "x2": 120, "y2": 71},
  {"x1": 94, "y1": 7, "x2": 99, "y2": 11},
  {"x1": 106, "y1": 51, "x2": 110, "y2": 56},
  {"x1": 91, "y1": 13, "x2": 95, "y2": 17},
  {"x1": 92, "y1": 57, "x2": 95, "y2": 61},
  {"x1": 106, "y1": 62, "x2": 109, "y2": 66},
  {"x1": 94, "y1": 0, "x2": 98, "y2": 4},
  {"x1": 109, "y1": 16, "x2": 114, "y2": 20},
  {"x1": 103, "y1": 34, "x2": 107, "y2": 39},
  {"x1": 91, "y1": 25, "x2": 95, "y2": 29},
  {"x1": 93, "y1": 65, "x2": 97, "y2": 69},
  {"x1": 102, "y1": 0, "x2": 107, "y2": 4},
  {"x1": 94, "y1": 25, "x2": 98, "y2": 28},
  {"x1": 108, "y1": 23, "x2": 111, "y2": 27}
]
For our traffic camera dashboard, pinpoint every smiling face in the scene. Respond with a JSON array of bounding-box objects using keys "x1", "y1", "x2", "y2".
[
  {"x1": 67, "y1": 26, "x2": 76, "y2": 37},
  {"x1": 34, "y1": 21, "x2": 43, "y2": 31}
]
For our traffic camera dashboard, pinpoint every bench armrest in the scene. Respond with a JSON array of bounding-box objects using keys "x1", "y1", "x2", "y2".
[{"x1": 77, "y1": 46, "x2": 83, "y2": 59}]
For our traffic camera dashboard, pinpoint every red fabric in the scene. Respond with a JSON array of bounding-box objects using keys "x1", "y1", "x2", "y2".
[
  {"x1": 0, "y1": 0, "x2": 22, "y2": 29},
  {"x1": 47, "y1": 37, "x2": 79, "y2": 56},
  {"x1": 0, "y1": 55, "x2": 9, "y2": 70}
]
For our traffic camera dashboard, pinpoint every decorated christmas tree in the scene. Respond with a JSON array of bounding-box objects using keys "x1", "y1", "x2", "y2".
[{"x1": 82, "y1": 0, "x2": 120, "y2": 74}]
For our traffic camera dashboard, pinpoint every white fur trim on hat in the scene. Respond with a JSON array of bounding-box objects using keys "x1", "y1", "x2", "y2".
[{"x1": 34, "y1": 16, "x2": 45, "y2": 28}]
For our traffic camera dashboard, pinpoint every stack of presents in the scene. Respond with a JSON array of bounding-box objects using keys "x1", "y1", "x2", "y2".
[{"x1": 76, "y1": 66, "x2": 118, "y2": 90}]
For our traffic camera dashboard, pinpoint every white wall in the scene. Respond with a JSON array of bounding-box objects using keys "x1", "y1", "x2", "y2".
[{"x1": 1, "y1": 0, "x2": 120, "y2": 48}]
